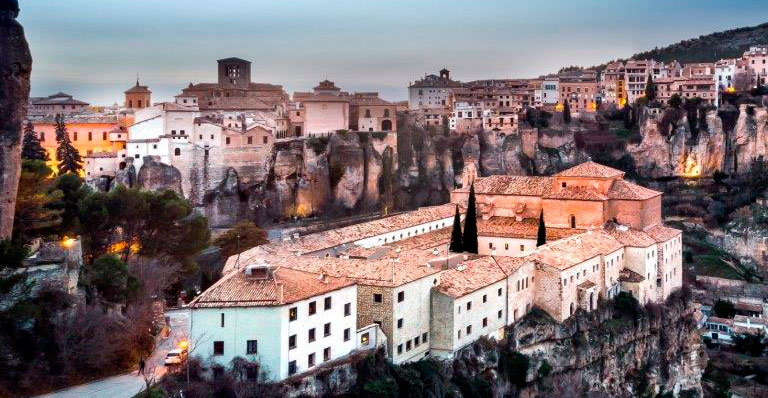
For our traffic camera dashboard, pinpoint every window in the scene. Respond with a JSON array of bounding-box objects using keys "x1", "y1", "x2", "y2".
[
  {"x1": 498, "y1": 288, "x2": 502, "y2": 296},
  {"x1": 466, "y1": 325, "x2": 472, "y2": 335},
  {"x1": 324, "y1": 297, "x2": 332, "y2": 310},
  {"x1": 466, "y1": 301, "x2": 472, "y2": 311},
  {"x1": 308, "y1": 328, "x2": 316, "y2": 342},
  {"x1": 482, "y1": 294, "x2": 487, "y2": 303},
  {"x1": 134, "y1": 154, "x2": 139, "y2": 159},
  {"x1": 422, "y1": 332, "x2": 428, "y2": 343},
  {"x1": 397, "y1": 344, "x2": 403, "y2": 354},
  {"x1": 458, "y1": 330, "x2": 462, "y2": 339},
  {"x1": 288, "y1": 361, "x2": 297, "y2": 375},
  {"x1": 323, "y1": 347, "x2": 331, "y2": 361},
  {"x1": 220, "y1": 313, "x2": 225, "y2": 327},
  {"x1": 344, "y1": 328, "x2": 351, "y2": 342},
  {"x1": 40, "y1": 132, "x2": 44, "y2": 141},
  {"x1": 373, "y1": 293, "x2": 383, "y2": 303},
  {"x1": 324, "y1": 322, "x2": 331, "y2": 337},
  {"x1": 225, "y1": 137, "x2": 230, "y2": 145},
  {"x1": 73, "y1": 132, "x2": 78, "y2": 141},
  {"x1": 289, "y1": 335, "x2": 296, "y2": 349},
  {"x1": 397, "y1": 291, "x2": 404, "y2": 302},
  {"x1": 289, "y1": 307, "x2": 297, "y2": 321},
  {"x1": 397, "y1": 318, "x2": 403, "y2": 328},
  {"x1": 247, "y1": 136, "x2": 253, "y2": 145},
  {"x1": 406, "y1": 340, "x2": 412, "y2": 351},
  {"x1": 308, "y1": 353, "x2": 315, "y2": 367},
  {"x1": 483, "y1": 318, "x2": 488, "y2": 327},
  {"x1": 309, "y1": 301, "x2": 317, "y2": 315},
  {"x1": 246, "y1": 340, "x2": 258, "y2": 354},
  {"x1": 520, "y1": 244, "x2": 525, "y2": 252},
  {"x1": 414, "y1": 336, "x2": 420, "y2": 346},
  {"x1": 88, "y1": 131, "x2": 92, "y2": 141},
  {"x1": 498, "y1": 310, "x2": 503, "y2": 319},
  {"x1": 344, "y1": 303, "x2": 351, "y2": 316},
  {"x1": 213, "y1": 341, "x2": 224, "y2": 355}
]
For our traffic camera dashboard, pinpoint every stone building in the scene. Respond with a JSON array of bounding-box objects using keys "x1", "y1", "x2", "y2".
[
  {"x1": 558, "y1": 70, "x2": 599, "y2": 114},
  {"x1": 179, "y1": 57, "x2": 288, "y2": 112},
  {"x1": 124, "y1": 79, "x2": 151, "y2": 109},
  {"x1": 28, "y1": 92, "x2": 89, "y2": 119},
  {"x1": 408, "y1": 68, "x2": 462, "y2": 111},
  {"x1": 190, "y1": 161, "x2": 683, "y2": 377}
]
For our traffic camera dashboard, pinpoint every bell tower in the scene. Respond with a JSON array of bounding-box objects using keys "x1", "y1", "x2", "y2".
[{"x1": 124, "y1": 78, "x2": 151, "y2": 109}]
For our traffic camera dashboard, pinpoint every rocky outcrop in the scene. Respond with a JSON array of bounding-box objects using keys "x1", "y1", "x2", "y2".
[
  {"x1": 0, "y1": 0, "x2": 31, "y2": 238},
  {"x1": 137, "y1": 156, "x2": 182, "y2": 194},
  {"x1": 111, "y1": 157, "x2": 137, "y2": 189},
  {"x1": 732, "y1": 105, "x2": 768, "y2": 174},
  {"x1": 329, "y1": 134, "x2": 365, "y2": 210},
  {"x1": 204, "y1": 168, "x2": 242, "y2": 228}
]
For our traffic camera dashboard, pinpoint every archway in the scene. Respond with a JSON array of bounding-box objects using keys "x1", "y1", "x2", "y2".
[{"x1": 381, "y1": 119, "x2": 392, "y2": 131}]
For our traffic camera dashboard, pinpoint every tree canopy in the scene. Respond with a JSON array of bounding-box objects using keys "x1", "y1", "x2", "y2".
[
  {"x1": 644, "y1": 73, "x2": 657, "y2": 101},
  {"x1": 54, "y1": 114, "x2": 83, "y2": 175},
  {"x1": 213, "y1": 221, "x2": 268, "y2": 259},
  {"x1": 536, "y1": 211, "x2": 546, "y2": 247},
  {"x1": 449, "y1": 204, "x2": 463, "y2": 253},
  {"x1": 462, "y1": 184, "x2": 478, "y2": 254},
  {"x1": 21, "y1": 121, "x2": 48, "y2": 161},
  {"x1": 563, "y1": 100, "x2": 571, "y2": 124},
  {"x1": 13, "y1": 160, "x2": 63, "y2": 242}
]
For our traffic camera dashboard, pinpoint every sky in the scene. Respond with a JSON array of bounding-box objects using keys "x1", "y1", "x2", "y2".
[{"x1": 19, "y1": 0, "x2": 768, "y2": 105}]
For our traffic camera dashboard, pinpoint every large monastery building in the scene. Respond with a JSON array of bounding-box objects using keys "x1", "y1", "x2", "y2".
[{"x1": 189, "y1": 160, "x2": 683, "y2": 381}]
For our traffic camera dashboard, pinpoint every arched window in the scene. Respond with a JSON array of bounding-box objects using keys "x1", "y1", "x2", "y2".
[
  {"x1": 174, "y1": 148, "x2": 181, "y2": 156},
  {"x1": 381, "y1": 119, "x2": 392, "y2": 131},
  {"x1": 570, "y1": 215, "x2": 576, "y2": 228}
]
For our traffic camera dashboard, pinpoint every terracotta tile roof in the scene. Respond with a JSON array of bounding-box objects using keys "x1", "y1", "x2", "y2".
[
  {"x1": 644, "y1": 225, "x2": 681, "y2": 243},
  {"x1": 734, "y1": 315, "x2": 768, "y2": 326},
  {"x1": 618, "y1": 268, "x2": 645, "y2": 283},
  {"x1": 435, "y1": 257, "x2": 507, "y2": 298},
  {"x1": 706, "y1": 316, "x2": 734, "y2": 326},
  {"x1": 189, "y1": 267, "x2": 354, "y2": 308},
  {"x1": 477, "y1": 217, "x2": 583, "y2": 240},
  {"x1": 303, "y1": 93, "x2": 350, "y2": 103},
  {"x1": 554, "y1": 161, "x2": 624, "y2": 178},
  {"x1": 455, "y1": 175, "x2": 554, "y2": 196},
  {"x1": 532, "y1": 230, "x2": 623, "y2": 270},
  {"x1": 734, "y1": 302, "x2": 763, "y2": 313},
  {"x1": 604, "y1": 225, "x2": 656, "y2": 247},
  {"x1": 228, "y1": 204, "x2": 456, "y2": 269},
  {"x1": 543, "y1": 185, "x2": 608, "y2": 201},
  {"x1": 607, "y1": 179, "x2": 661, "y2": 200}
]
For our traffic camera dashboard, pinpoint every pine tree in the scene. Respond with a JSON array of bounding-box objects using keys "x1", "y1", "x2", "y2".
[
  {"x1": 21, "y1": 121, "x2": 48, "y2": 161},
  {"x1": 54, "y1": 114, "x2": 82, "y2": 175},
  {"x1": 449, "y1": 204, "x2": 463, "y2": 252},
  {"x1": 462, "y1": 184, "x2": 478, "y2": 254},
  {"x1": 536, "y1": 211, "x2": 546, "y2": 247},
  {"x1": 645, "y1": 73, "x2": 657, "y2": 101},
  {"x1": 563, "y1": 100, "x2": 571, "y2": 124}
]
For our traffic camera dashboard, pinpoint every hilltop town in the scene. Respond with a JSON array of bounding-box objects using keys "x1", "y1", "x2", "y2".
[{"x1": 4, "y1": 1, "x2": 768, "y2": 394}]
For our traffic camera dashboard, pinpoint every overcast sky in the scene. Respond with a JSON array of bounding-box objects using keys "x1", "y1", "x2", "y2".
[{"x1": 19, "y1": 0, "x2": 767, "y2": 105}]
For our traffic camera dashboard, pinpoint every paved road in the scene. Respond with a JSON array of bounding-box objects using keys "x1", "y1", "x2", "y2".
[{"x1": 35, "y1": 309, "x2": 189, "y2": 398}]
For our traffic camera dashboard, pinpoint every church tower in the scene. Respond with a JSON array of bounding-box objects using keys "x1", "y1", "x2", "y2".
[{"x1": 124, "y1": 79, "x2": 151, "y2": 109}]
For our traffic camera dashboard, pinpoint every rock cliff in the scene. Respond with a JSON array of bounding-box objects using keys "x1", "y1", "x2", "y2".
[{"x1": 0, "y1": 0, "x2": 31, "y2": 238}]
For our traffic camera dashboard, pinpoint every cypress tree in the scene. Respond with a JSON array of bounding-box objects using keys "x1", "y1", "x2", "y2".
[
  {"x1": 563, "y1": 100, "x2": 571, "y2": 124},
  {"x1": 645, "y1": 73, "x2": 656, "y2": 101},
  {"x1": 449, "y1": 204, "x2": 463, "y2": 252},
  {"x1": 536, "y1": 211, "x2": 546, "y2": 247},
  {"x1": 462, "y1": 183, "x2": 478, "y2": 254},
  {"x1": 21, "y1": 121, "x2": 49, "y2": 161},
  {"x1": 54, "y1": 114, "x2": 82, "y2": 175}
]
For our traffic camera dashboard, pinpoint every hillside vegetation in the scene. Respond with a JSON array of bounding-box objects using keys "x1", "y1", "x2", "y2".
[{"x1": 561, "y1": 21, "x2": 768, "y2": 73}]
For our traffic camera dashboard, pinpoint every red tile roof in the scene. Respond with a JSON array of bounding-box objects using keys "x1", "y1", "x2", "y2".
[
  {"x1": 532, "y1": 230, "x2": 623, "y2": 270},
  {"x1": 607, "y1": 179, "x2": 661, "y2": 201},
  {"x1": 543, "y1": 185, "x2": 608, "y2": 201},
  {"x1": 456, "y1": 175, "x2": 554, "y2": 196},
  {"x1": 618, "y1": 268, "x2": 645, "y2": 283},
  {"x1": 554, "y1": 161, "x2": 624, "y2": 178},
  {"x1": 189, "y1": 267, "x2": 355, "y2": 308},
  {"x1": 645, "y1": 225, "x2": 681, "y2": 242},
  {"x1": 477, "y1": 217, "x2": 583, "y2": 240}
]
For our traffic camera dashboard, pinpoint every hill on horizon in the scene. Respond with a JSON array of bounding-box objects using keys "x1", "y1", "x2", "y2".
[{"x1": 560, "y1": 21, "x2": 768, "y2": 73}]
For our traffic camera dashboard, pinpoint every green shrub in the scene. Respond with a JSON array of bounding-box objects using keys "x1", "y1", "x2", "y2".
[
  {"x1": 499, "y1": 348, "x2": 529, "y2": 388},
  {"x1": 363, "y1": 378, "x2": 398, "y2": 398},
  {"x1": 537, "y1": 360, "x2": 552, "y2": 378},
  {"x1": 371, "y1": 131, "x2": 388, "y2": 140},
  {"x1": 306, "y1": 136, "x2": 329, "y2": 154}
]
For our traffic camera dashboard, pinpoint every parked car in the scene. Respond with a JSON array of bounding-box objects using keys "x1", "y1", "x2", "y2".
[{"x1": 164, "y1": 348, "x2": 187, "y2": 366}]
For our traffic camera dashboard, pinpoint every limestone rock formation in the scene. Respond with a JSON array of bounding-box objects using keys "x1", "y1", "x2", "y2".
[
  {"x1": 329, "y1": 134, "x2": 365, "y2": 210},
  {"x1": 111, "y1": 157, "x2": 136, "y2": 189},
  {"x1": 295, "y1": 143, "x2": 331, "y2": 217},
  {"x1": 137, "y1": 156, "x2": 183, "y2": 194},
  {"x1": 204, "y1": 168, "x2": 242, "y2": 228},
  {"x1": 0, "y1": 0, "x2": 31, "y2": 238},
  {"x1": 732, "y1": 105, "x2": 768, "y2": 174}
]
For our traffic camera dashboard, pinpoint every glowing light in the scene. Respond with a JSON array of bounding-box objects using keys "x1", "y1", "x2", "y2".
[
  {"x1": 61, "y1": 237, "x2": 76, "y2": 248},
  {"x1": 555, "y1": 103, "x2": 564, "y2": 111},
  {"x1": 178, "y1": 340, "x2": 189, "y2": 350},
  {"x1": 726, "y1": 87, "x2": 735, "y2": 93},
  {"x1": 681, "y1": 154, "x2": 701, "y2": 178}
]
